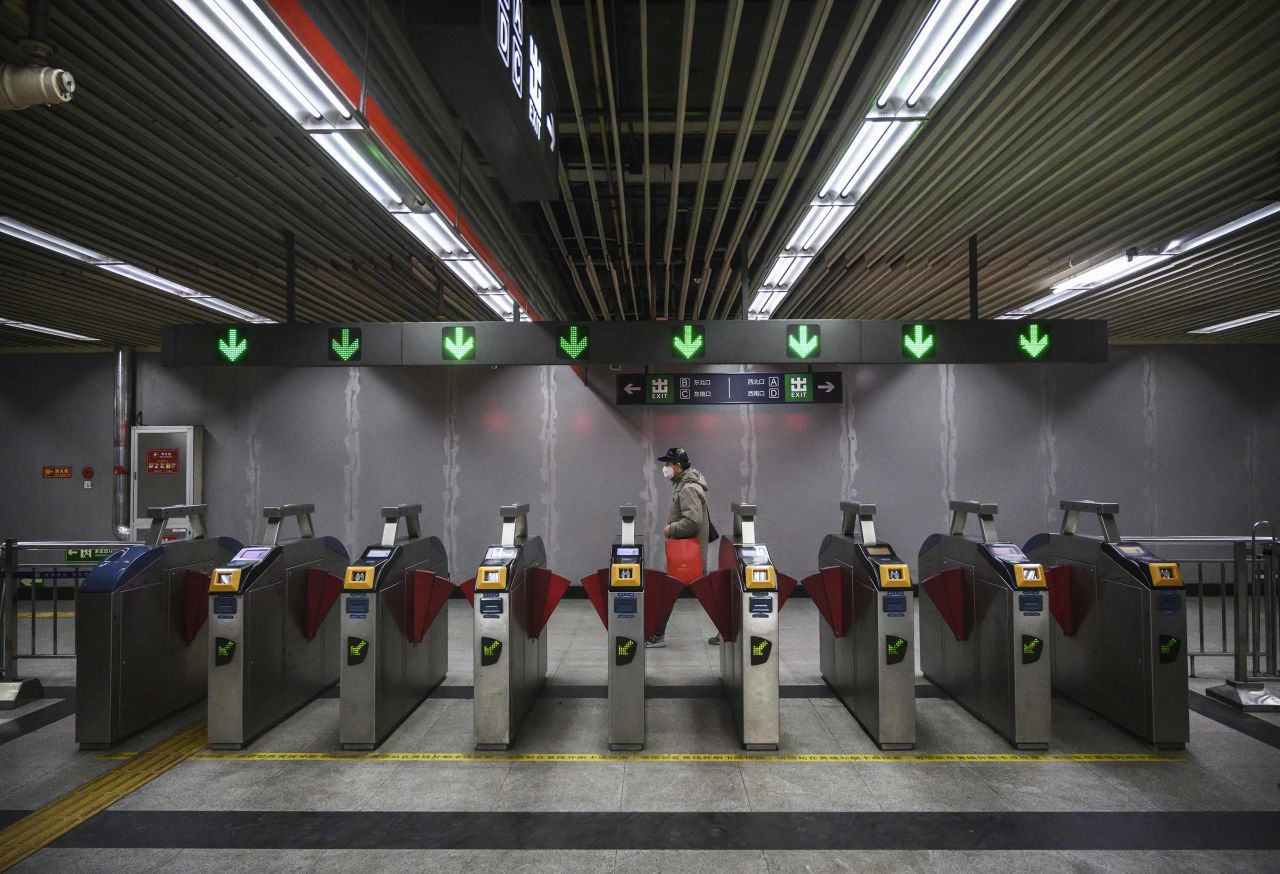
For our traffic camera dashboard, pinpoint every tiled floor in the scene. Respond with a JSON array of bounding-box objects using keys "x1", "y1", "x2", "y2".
[{"x1": 3, "y1": 598, "x2": 1279, "y2": 872}]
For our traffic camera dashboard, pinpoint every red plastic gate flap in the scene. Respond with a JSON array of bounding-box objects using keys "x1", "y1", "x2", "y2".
[
  {"x1": 580, "y1": 570, "x2": 609, "y2": 629},
  {"x1": 644, "y1": 569, "x2": 687, "y2": 641},
  {"x1": 691, "y1": 568, "x2": 735, "y2": 642},
  {"x1": 409, "y1": 570, "x2": 454, "y2": 643},
  {"x1": 525, "y1": 567, "x2": 571, "y2": 639},
  {"x1": 718, "y1": 535, "x2": 735, "y2": 571},
  {"x1": 182, "y1": 569, "x2": 210, "y2": 644},
  {"x1": 777, "y1": 573, "x2": 799, "y2": 611},
  {"x1": 459, "y1": 578, "x2": 475, "y2": 606},
  {"x1": 304, "y1": 567, "x2": 342, "y2": 640},
  {"x1": 921, "y1": 568, "x2": 969, "y2": 641},
  {"x1": 802, "y1": 566, "x2": 850, "y2": 637},
  {"x1": 1046, "y1": 565, "x2": 1078, "y2": 636}
]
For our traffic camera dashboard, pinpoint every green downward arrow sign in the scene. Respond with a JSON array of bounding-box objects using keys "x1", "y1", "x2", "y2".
[
  {"x1": 330, "y1": 328, "x2": 361, "y2": 362},
  {"x1": 442, "y1": 326, "x2": 476, "y2": 360},
  {"x1": 558, "y1": 325, "x2": 589, "y2": 359},
  {"x1": 902, "y1": 324, "x2": 935, "y2": 359},
  {"x1": 672, "y1": 324, "x2": 704, "y2": 359},
  {"x1": 1019, "y1": 323, "x2": 1050, "y2": 359},
  {"x1": 788, "y1": 324, "x2": 820, "y2": 358},
  {"x1": 217, "y1": 328, "x2": 248, "y2": 362}
]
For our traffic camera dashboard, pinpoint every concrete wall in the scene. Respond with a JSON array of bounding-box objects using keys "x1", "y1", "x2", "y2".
[{"x1": 1, "y1": 346, "x2": 1276, "y2": 580}]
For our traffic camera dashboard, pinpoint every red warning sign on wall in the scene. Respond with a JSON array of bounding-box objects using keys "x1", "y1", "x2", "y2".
[
  {"x1": 145, "y1": 448, "x2": 181, "y2": 475},
  {"x1": 42, "y1": 466, "x2": 72, "y2": 478}
]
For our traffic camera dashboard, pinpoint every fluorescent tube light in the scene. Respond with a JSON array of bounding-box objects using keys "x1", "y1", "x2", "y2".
[
  {"x1": 875, "y1": 0, "x2": 1019, "y2": 116},
  {"x1": 1002, "y1": 204, "x2": 1279, "y2": 318},
  {"x1": 0, "y1": 318, "x2": 100, "y2": 341},
  {"x1": 752, "y1": 0, "x2": 1017, "y2": 318},
  {"x1": 1, "y1": 215, "x2": 273, "y2": 324},
  {"x1": 172, "y1": 0, "x2": 355, "y2": 130},
  {"x1": 0, "y1": 216, "x2": 108, "y2": 262},
  {"x1": 100, "y1": 263, "x2": 205, "y2": 297},
  {"x1": 1189, "y1": 311, "x2": 1280, "y2": 334},
  {"x1": 311, "y1": 132, "x2": 407, "y2": 212},
  {"x1": 395, "y1": 212, "x2": 469, "y2": 257},
  {"x1": 1165, "y1": 203, "x2": 1280, "y2": 254},
  {"x1": 1050, "y1": 254, "x2": 1172, "y2": 292}
]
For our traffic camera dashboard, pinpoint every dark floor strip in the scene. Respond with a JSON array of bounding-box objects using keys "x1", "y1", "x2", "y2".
[
  {"x1": 50, "y1": 810, "x2": 1280, "y2": 851},
  {"x1": 1188, "y1": 690, "x2": 1280, "y2": 751},
  {"x1": 427, "y1": 684, "x2": 946, "y2": 700},
  {"x1": 0, "y1": 689, "x2": 76, "y2": 747},
  {"x1": 0, "y1": 810, "x2": 31, "y2": 830}
]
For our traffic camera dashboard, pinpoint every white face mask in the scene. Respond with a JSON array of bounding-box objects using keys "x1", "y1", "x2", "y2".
[{"x1": 662, "y1": 465, "x2": 675, "y2": 480}]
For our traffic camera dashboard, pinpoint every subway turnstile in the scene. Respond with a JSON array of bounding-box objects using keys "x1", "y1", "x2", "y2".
[
  {"x1": 469, "y1": 504, "x2": 570, "y2": 750},
  {"x1": 1024, "y1": 500, "x2": 1189, "y2": 749},
  {"x1": 919, "y1": 501, "x2": 1050, "y2": 749},
  {"x1": 76, "y1": 505, "x2": 240, "y2": 748},
  {"x1": 804, "y1": 502, "x2": 916, "y2": 750},
  {"x1": 693, "y1": 503, "x2": 798, "y2": 750},
  {"x1": 340, "y1": 504, "x2": 452, "y2": 750},
  {"x1": 580, "y1": 506, "x2": 687, "y2": 750},
  {"x1": 207, "y1": 503, "x2": 348, "y2": 749}
]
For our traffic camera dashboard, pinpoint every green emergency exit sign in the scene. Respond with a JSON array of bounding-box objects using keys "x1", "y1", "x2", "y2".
[{"x1": 65, "y1": 547, "x2": 117, "y2": 563}]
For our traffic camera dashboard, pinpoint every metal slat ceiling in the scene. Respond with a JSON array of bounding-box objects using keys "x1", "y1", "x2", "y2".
[
  {"x1": 0, "y1": 0, "x2": 1276, "y2": 350},
  {"x1": 766, "y1": 0, "x2": 1280, "y2": 341}
]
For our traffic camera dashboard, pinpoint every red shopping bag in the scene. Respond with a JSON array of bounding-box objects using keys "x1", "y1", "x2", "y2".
[{"x1": 665, "y1": 537, "x2": 703, "y2": 585}]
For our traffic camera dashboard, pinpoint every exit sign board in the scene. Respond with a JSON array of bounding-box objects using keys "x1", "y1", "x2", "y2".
[
  {"x1": 163, "y1": 320, "x2": 1107, "y2": 367},
  {"x1": 616, "y1": 372, "x2": 843, "y2": 406}
]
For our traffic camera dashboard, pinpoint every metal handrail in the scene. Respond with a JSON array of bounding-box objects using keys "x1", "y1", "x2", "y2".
[
  {"x1": 1133, "y1": 530, "x2": 1278, "y2": 685},
  {"x1": 2, "y1": 539, "x2": 144, "y2": 676}
]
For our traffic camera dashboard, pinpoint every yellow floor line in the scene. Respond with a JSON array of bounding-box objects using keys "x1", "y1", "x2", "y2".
[
  {"x1": 15, "y1": 611, "x2": 75, "y2": 619},
  {"x1": 0, "y1": 722, "x2": 206, "y2": 872},
  {"x1": 100, "y1": 750, "x2": 1182, "y2": 764}
]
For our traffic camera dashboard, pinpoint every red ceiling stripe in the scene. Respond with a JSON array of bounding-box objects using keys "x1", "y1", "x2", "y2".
[{"x1": 263, "y1": 0, "x2": 537, "y2": 319}]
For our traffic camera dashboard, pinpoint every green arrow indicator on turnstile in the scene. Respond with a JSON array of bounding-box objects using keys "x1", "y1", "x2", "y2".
[
  {"x1": 1019, "y1": 323, "x2": 1050, "y2": 359},
  {"x1": 442, "y1": 325, "x2": 477, "y2": 361},
  {"x1": 902, "y1": 324, "x2": 936, "y2": 359},
  {"x1": 786, "y1": 324, "x2": 820, "y2": 359},
  {"x1": 557, "y1": 325, "x2": 590, "y2": 359},
  {"x1": 672, "y1": 324, "x2": 705, "y2": 359},
  {"x1": 329, "y1": 327, "x2": 362, "y2": 362},
  {"x1": 217, "y1": 328, "x2": 248, "y2": 363}
]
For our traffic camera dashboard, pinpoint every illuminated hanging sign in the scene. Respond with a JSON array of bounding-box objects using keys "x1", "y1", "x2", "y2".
[
  {"x1": 616, "y1": 373, "x2": 843, "y2": 406},
  {"x1": 163, "y1": 320, "x2": 1108, "y2": 367},
  {"x1": 405, "y1": 2, "x2": 559, "y2": 201}
]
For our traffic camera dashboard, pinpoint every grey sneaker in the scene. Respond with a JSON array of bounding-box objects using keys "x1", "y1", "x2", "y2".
[
  {"x1": 707, "y1": 634, "x2": 721, "y2": 645},
  {"x1": 646, "y1": 635, "x2": 666, "y2": 648}
]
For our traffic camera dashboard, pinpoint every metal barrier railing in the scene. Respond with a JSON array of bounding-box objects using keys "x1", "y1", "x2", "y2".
[
  {"x1": 1134, "y1": 530, "x2": 1278, "y2": 684},
  {"x1": 1, "y1": 540, "x2": 140, "y2": 675}
]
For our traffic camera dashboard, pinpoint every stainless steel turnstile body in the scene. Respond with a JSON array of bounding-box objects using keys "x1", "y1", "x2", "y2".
[
  {"x1": 77, "y1": 505, "x2": 239, "y2": 748},
  {"x1": 1025, "y1": 501, "x2": 1189, "y2": 748},
  {"x1": 816, "y1": 502, "x2": 916, "y2": 749},
  {"x1": 207, "y1": 504, "x2": 348, "y2": 749},
  {"x1": 607, "y1": 507, "x2": 645, "y2": 750},
  {"x1": 474, "y1": 504, "x2": 549, "y2": 750},
  {"x1": 919, "y1": 501, "x2": 1051, "y2": 749},
  {"x1": 721, "y1": 504, "x2": 780, "y2": 750},
  {"x1": 340, "y1": 504, "x2": 450, "y2": 750}
]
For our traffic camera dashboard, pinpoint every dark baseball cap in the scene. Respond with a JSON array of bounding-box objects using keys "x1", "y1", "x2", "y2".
[{"x1": 658, "y1": 447, "x2": 690, "y2": 466}]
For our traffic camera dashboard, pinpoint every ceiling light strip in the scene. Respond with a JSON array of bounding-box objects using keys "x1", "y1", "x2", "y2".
[
  {"x1": 240, "y1": 0, "x2": 537, "y2": 320},
  {"x1": 753, "y1": 0, "x2": 1019, "y2": 319},
  {"x1": 1189, "y1": 311, "x2": 1280, "y2": 334},
  {"x1": 0, "y1": 318, "x2": 100, "y2": 342},
  {"x1": 0, "y1": 216, "x2": 273, "y2": 324},
  {"x1": 1000, "y1": 204, "x2": 1280, "y2": 320}
]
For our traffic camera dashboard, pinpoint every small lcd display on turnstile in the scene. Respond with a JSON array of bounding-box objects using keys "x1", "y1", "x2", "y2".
[{"x1": 234, "y1": 547, "x2": 272, "y2": 561}]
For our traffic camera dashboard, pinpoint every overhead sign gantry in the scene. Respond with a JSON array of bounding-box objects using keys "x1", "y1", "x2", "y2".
[{"x1": 163, "y1": 319, "x2": 1108, "y2": 367}]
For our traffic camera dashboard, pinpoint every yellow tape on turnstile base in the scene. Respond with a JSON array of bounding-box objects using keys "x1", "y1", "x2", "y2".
[
  {"x1": 0, "y1": 722, "x2": 206, "y2": 872},
  {"x1": 98, "y1": 750, "x2": 1183, "y2": 764}
]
